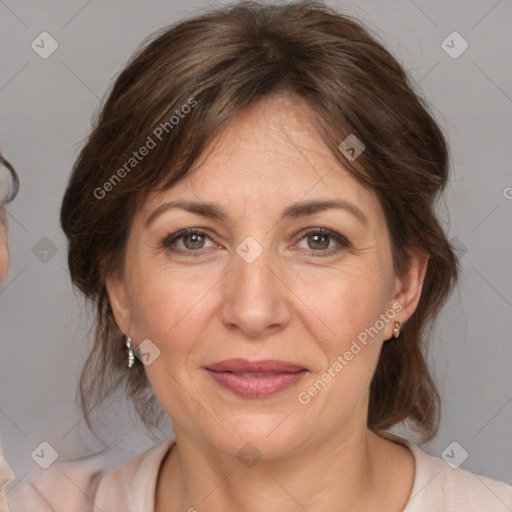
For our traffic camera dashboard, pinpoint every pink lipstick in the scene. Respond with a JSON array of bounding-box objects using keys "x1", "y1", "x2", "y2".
[{"x1": 204, "y1": 359, "x2": 308, "y2": 398}]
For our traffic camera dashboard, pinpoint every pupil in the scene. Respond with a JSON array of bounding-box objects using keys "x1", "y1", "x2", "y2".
[
  {"x1": 310, "y1": 234, "x2": 328, "y2": 250},
  {"x1": 185, "y1": 233, "x2": 203, "y2": 249}
]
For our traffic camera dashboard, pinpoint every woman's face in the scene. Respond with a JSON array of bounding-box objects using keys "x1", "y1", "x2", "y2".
[
  {"x1": 0, "y1": 219, "x2": 9, "y2": 284},
  {"x1": 108, "y1": 95, "x2": 427, "y2": 458}
]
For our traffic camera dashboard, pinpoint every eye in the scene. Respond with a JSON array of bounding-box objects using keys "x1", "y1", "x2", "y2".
[
  {"x1": 295, "y1": 228, "x2": 351, "y2": 256},
  {"x1": 162, "y1": 228, "x2": 215, "y2": 257},
  {"x1": 161, "y1": 227, "x2": 351, "y2": 259}
]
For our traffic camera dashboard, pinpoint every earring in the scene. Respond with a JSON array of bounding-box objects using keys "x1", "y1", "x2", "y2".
[
  {"x1": 125, "y1": 335, "x2": 135, "y2": 368},
  {"x1": 393, "y1": 321, "x2": 401, "y2": 338}
]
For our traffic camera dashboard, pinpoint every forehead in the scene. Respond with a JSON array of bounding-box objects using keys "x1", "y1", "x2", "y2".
[{"x1": 141, "y1": 95, "x2": 381, "y2": 223}]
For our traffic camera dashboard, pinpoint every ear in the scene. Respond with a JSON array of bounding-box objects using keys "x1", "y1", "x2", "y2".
[
  {"x1": 105, "y1": 272, "x2": 133, "y2": 336},
  {"x1": 386, "y1": 249, "x2": 429, "y2": 338}
]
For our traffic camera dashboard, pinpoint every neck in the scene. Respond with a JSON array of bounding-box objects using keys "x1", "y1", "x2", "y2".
[{"x1": 155, "y1": 424, "x2": 412, "y2": 512}]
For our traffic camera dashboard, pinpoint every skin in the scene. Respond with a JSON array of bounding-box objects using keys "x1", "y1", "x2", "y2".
[
  {"x1": 0, "y1": 218, "x2": 9, "y2": 285},
  {"x1": 107, "y1": 94, "x2": 429, "y2": 512},
  {"x1": 0, "y1": 211, "x2": 13, "y2": 482}
]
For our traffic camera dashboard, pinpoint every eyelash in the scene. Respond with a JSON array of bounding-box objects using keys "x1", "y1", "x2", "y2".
[{"x1": 161, "y1": 228, "x2": 351, "y2": 258}]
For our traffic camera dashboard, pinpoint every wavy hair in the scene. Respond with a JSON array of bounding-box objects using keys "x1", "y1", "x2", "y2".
[{"x1": 60, "y1": 0, "x2": 458, "y2": 441}]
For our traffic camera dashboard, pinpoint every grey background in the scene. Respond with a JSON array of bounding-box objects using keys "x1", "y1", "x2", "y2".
[{"x1": 1, "y1": 0, "x2": 511, "y2": 486}]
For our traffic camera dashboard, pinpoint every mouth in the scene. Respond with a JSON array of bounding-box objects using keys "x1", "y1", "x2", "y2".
[{"x1": 204, "y1": 359, "x2": 308, "y2": 398}]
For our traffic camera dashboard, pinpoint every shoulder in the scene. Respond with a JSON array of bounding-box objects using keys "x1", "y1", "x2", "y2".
[
  {"x1": 2, "y1": 449, "x2": 107, "y2": 512},
  {"x1": 407, "y1": 444, "x2": 512, "y2": 511},
  {"x1": 94, "y1": 438, "x2": 175, "y2": 512},
  {"x1": 379, "y1": 430, "x2": 512, "y2": 512},
  {"x1": 2, "y1": 439, "x2": 175, "y2": 512},
  {"x1": 1, "y1": 446, "x2": 15, "y2": 511}
]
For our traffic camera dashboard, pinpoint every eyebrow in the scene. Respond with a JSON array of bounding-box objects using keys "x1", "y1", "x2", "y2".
[{"x1": 145, "y1": 199, "x2": 369, "y2": 228}]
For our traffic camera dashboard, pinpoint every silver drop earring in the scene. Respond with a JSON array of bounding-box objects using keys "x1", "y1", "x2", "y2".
[
  {"x1": 126, "y1": 335, "x2": 135, "y2": 368},
  {"x1": 393, "y1": 321, "x2": 401, "y2": 338}
]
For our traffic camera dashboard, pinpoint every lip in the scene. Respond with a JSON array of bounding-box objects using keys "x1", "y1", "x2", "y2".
[
  {"x1": 204, "y1": 359, "x2": 308, "y2": 398},
  {"x1": 206, "y1": 358, "x2": 307, "y2": 373}
]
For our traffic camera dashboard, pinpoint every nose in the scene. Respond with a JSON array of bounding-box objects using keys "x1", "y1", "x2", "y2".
[{"x1": 220, "y1": 242, "x2": 291, "y2": 338}]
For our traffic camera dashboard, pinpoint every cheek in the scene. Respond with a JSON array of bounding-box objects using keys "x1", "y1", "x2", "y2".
[
  {"x1": 290, "y1": 260, "x2": 395, "y2": 407},
  {"x1": 295, "y1": 261, "x2": 392, "y2": 347},
  {"x1": 0, "y1": 235, "x2": 9, "y2": 282},
  {"x1": 126, "y1": 263, "x2": 225, "y2": 429},
  {"x1": 127, "y1": 260, "x2": 219, "y2": 357}
]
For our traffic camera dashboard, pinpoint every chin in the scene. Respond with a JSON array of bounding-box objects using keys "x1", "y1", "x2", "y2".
[{"x1": 207, "y1": 413, "x2": 309, "y2": 461}]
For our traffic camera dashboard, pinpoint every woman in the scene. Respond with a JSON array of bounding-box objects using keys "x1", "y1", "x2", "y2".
[
  {"x1": 0, "y1": 154, "x2": 18, "y2": 286},
  {"x1": 0, "y1": 153, "x2": 19, "y2": 512},
  {"x1": 10, "y1": 1, "x2": 512, "y2": 510},
  {"x1": 0, "y1": 156, "x2": 106, "y2": 510}
]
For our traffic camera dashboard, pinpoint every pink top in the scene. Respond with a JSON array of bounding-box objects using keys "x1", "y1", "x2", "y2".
[
  {"x1": 2, "y1": 431, "x2": 512, "y2": 511},
  {"x1": 0, "y1": 441, "x2": 14, "y2": 512}
]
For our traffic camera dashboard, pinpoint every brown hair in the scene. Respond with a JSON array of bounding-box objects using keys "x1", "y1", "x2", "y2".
[{"x1": 60, "y1": 0, "x2": 458, "y2": 441}]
